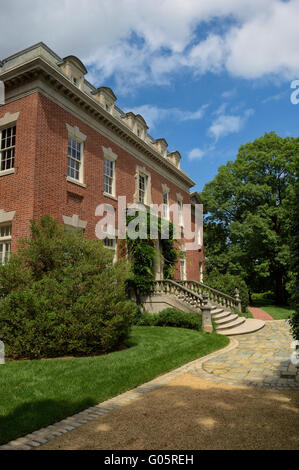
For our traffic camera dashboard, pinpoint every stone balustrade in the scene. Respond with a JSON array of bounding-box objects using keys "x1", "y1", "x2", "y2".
[
  {"x1": 152, "y1": 279, "x2": 203, "y2": 312},
  {"x1": 177, "y1": 280, "x2": 241, "y2": 312}
]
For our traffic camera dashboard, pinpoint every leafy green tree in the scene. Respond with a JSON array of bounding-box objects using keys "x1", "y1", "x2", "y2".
[
  {"x1": 201, "y1": 132, "x2": 298, "y2": 304},
  {"x1": 289, "y1": 157, "x2": 299, "y2": 341},
  {"x1": 0, "y1": 215, "x2": 135, "y2": 359}
]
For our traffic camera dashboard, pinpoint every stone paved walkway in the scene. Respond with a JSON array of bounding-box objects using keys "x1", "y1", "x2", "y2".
[
  {"x1": 248, "y1": 306, "x2": 273, "y2": 321},
  {"x1": 192, "y1": 320, "x2": 299, "y2": 389},
  {"x1": 1, "y1": 320, "x2": 298, "y2": 450}
]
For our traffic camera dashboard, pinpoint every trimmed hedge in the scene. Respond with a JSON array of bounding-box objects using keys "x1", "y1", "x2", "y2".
[
  {"x1": 0, "y1": 215, "x2": 135, "y2": 359},
  {"x1": 133, "y1": 308, "x2": 202, "y2": 331}
]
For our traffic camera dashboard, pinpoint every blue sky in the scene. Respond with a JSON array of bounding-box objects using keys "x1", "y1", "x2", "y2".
[{"x1": 1, "y1": 0, "x2": 299, "y2": 191}]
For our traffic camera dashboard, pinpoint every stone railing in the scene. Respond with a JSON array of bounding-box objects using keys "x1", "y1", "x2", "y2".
[
  {"x1": 177, "y1": 280, "x2": 241, "y2": 312},
  {"x1": 152, "y1": 279, "x2": 203, "y2": 312}
]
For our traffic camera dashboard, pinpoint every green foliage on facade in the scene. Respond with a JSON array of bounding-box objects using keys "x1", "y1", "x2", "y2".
[
  {"x1": 126, "y1": 210, "x2": 178, "y2": 295},
  {"x1": 0, "y1": 215, "x2": 136, "y2": 359}
]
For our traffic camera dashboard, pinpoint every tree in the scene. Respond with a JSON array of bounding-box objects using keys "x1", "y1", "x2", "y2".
[
  {"x1": 289, "y1": 157, "x2": 299, "y2": 341},
  {"x1": 0, "y1": 215, "x2": 135, "y2": 359},
  {"x1": 200, "y1": 132, "x2": 298, "y2": 304}
]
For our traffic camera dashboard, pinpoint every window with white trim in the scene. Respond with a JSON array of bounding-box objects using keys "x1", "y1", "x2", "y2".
[
  {"x1": 178, "y1": 199, "x2": 183, "y2": 226},
  {"x1": 104, "y1": 157, "x2": 114, "y2": 195},
  {"x1": 162, "y1": 191, "x2": 169, "y2": 219},
  {"x1": 138, "y1": 174, "x2": 147, "y2": 204},
  {"x1": 67, "y1": 137, "x2": 83, "y2": 182},
  {"x1": 0, "y1": 224, "x2": 12, "y2": 265},
  {"x1": 103, "y1": 237, "x2": 117, "y2": 263},
  {"x1": 0, "y1": 125, "x2": 16, "y2": 172},
  {"x1": 180, "y1": 256, "x2": 186, "y2": 281}
]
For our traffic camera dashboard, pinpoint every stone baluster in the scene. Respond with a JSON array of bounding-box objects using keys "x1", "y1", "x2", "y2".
[
  {"x1": 202, "y1": 292, "x2": 213, "y2": 333},
  {"x1": 234, "y1": 288, "x2": 242, "y2": 312}
]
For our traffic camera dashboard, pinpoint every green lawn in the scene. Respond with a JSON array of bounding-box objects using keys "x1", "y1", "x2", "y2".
[
  {"x1": 0, "y1": 326, "x2": 228, "y2": 445},
  {"x1": 252, "y1": 295, "x2": 294, "y2": 320}
]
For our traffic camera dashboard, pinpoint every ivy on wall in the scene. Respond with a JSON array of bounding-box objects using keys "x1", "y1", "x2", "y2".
[{"x1": 126, "y1": 210, "x2": 179, "y2": 296}]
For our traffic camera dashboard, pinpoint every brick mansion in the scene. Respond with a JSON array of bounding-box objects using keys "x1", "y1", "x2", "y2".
[{"x1": 0, "y1": 43, "x2": 204, "y2": 281}]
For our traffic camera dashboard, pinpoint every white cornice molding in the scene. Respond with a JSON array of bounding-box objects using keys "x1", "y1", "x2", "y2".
[
  {"x1": 0, "y1": 111, "x2": 20, "y2": 128},
  {"x1": 2, "y1": 73, "x2": 193, "y2": 193}
]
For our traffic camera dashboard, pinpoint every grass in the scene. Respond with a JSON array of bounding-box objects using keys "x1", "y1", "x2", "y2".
[
  {"x1": 0, "y1": 326, "x2": 228, "y2": 445},
  {"x1": 251, "y1": 294, "x2": 294, "y2": 320}
]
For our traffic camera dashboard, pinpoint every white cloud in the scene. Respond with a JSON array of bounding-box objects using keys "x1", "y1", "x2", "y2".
[
  {"x1": 208, "y1": 109, "x2": 254, "y2": 140},
  {"x1": 124, "y1": 104, "x2": 208, "y2": 129},
  {"x1": 0, "y1": 1, "x2": 298, "y2": 93},
  {"x1": 188, "y1": 148, "x2": 205, "y2": 160}
]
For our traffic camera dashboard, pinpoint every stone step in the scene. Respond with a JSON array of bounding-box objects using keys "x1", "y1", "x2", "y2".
[
  {"x1": 214, "y1": 313, "x2": 239, "y2": 326},
  {"x1": 216, "y1": 316, "x2": 245, "y2": 331},
  {"x1": 217, "y1": 319, "x2": 265, "y2": 336},
  {"x1": 213, "y1": 311, "x2": 232, "y2": 321},
  {"x1": 211, "y1": 308, "x2": 224, "y2": 315}
]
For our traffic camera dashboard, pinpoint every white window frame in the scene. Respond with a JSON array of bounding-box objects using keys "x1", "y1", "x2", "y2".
[
  {"x1": 134, "y1": 166, "x2": 151, "y2": 206},
  {"x1": 177, "y1": 198, "x2": 183, "y2": 227},
  {"x1": 162, "y1": 184, "x2": 170, "y2": 220},
  {"x1": 0, "y1": 224, "x2": 12, "y2": 265},
  {"x1": 180, "y1": 256, "x2": 186, "y2": 281},
  {"x1": 103, "y1": 236, "x2": 117, "y2": 263},
  {"x1": 102, "y1": 147, "x2": 118, "y2": 199},
  {"x1": 66, "y1": 124, "x2": 86, "y2": 186},
  {"x1": 0, "y1": 125, "x2": 16, "y2": 175}
]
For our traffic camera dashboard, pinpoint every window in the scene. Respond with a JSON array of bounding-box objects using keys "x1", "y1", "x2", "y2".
[
  {"x1": 103, "y1": 237, "x2": 117, "y2": 263},
  {"x1": 162, "y1": 191, "x2": 169, "y2": 219},
  {"x1": 104, "y1": 157, "x2": 114, "y2": 195},
  {"x1": 0, "y1": 224, "x2": 12, "y2": 265},
  {"x1": 178, "y1": 199, "x2": 183, "y2": 226},
  {"x1": 67, "y1": 137, "x2": 82, "y2": 181},
  {"x1": 180, "y1": 257, "x2": 186, "y2": 281},
  {"x1": 138, "y1": 174, "x2": 147, "y2": 204},
  {"x1": 0, "y1": 125, "x2": 16, "y2": 172}
]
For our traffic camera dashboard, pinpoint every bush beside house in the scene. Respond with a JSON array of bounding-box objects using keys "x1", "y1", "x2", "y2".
[{"x1": 0, "y1": 215, "x2": 136, "y2": 359}]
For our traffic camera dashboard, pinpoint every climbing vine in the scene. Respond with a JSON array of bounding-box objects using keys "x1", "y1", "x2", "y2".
[{"x1": 126, "y1": 210, "x2": 179, "y2": 296}]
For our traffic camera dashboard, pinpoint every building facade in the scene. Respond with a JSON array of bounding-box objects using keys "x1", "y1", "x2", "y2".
[{"x1": 0, "y1": 43, "x2": 204, "y2": 281}]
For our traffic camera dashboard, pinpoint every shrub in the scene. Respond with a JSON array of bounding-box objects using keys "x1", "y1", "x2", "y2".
[
  {"x1": 133, "y1": 308, "x2": 202, "y2": 331},
  {"x1": 204, "y1": 270, "x2": 249, "y2": 312},
  {"x1": 0, "y1": 215, "x2": 135, "y2": 359}
]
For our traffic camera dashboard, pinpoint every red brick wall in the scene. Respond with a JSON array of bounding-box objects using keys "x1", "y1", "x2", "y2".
[
  {"x1": 0, "y1": 93, "x2": 39, "y2": 250},
  {"x1": 0, "y1": 91, "x2": 203, "y2": 280}
]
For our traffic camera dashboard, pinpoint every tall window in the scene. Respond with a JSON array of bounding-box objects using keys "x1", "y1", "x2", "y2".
[
  {"x1": 104, "y1": 157, "x2": 114, "y2": 195},
  {"x1": 103, "y1": 237, "x2": 117, "y2": 263},
  {"x1": 138, "y1": 174, "x2": 147, "y2": 204},
  {"x1": 180, "y1": 257, "x2": 186, "y2": 281},
  {"x1": 68, "y1": 137, "x2": 82, "y2": 181},
  {"x1": 0, "y1": 224, "x2": 12, "y2": 265},
  {"x1": 178, "y1": 199, "x2": 183, "y2": 226},
  {"x1": 0, "y1": 125, "x2": 16, "y2": 172},
  {"x1": 162, "y1": 191, "x2": 169, "y2": 219}
]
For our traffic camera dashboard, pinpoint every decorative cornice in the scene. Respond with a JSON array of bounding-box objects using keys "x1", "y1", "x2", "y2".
[{"x1": 0, "y1": 57, "x2": 195, "y2": 191}]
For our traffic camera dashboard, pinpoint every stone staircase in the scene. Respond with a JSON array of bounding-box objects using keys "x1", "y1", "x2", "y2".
[{"x1": 142, "y1": 279, "x2": 265, "y2": 336}]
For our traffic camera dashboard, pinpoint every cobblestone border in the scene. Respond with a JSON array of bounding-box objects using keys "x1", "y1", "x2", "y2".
[
  {"x1": 2, "y1": 331, "x2": 298, "y2": 451},
  {"x1": 0, "y1": 340, "x2": 236, "y2": 451}
]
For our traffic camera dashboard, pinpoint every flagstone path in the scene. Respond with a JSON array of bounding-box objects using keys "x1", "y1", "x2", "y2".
[
  {"x1": 193, "y1": 320, "x2": 299, "y2": 389},
  {"x1": 1, "y1": 320, "x2": 298, "y2": 450}
]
